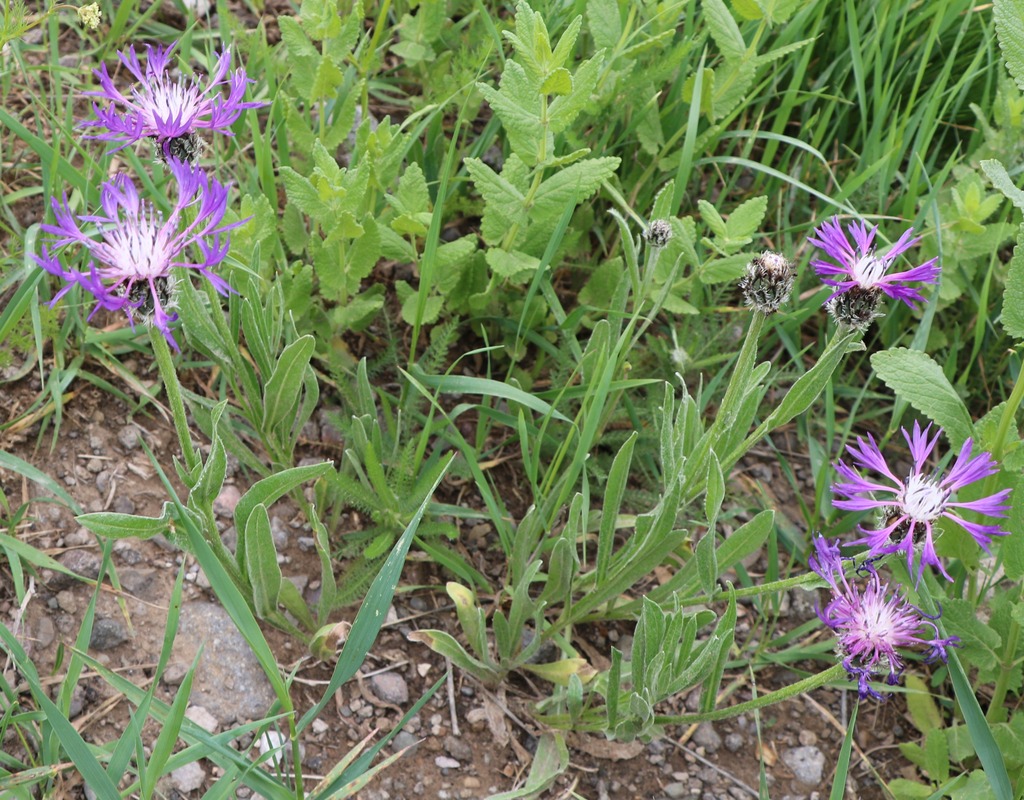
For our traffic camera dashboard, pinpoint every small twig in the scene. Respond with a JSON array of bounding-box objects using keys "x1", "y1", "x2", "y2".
[
  {"x1": 445, "y1": 658, "x2": 460, "y2": 736},
  {"x1": 666, "y1": 737, "x2": 759, "y2": 799}
]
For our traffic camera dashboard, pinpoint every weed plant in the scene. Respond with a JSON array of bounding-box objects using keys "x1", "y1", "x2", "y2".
[{"x1": 4, "y1": 0, "x2": 1024, "y2": 798}]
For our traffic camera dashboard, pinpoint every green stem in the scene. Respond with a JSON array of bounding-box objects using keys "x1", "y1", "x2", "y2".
[
  {"x1": 992, "y1": 357, "x2": 1024, "y2": 462},
  {"x1": 654, "y1": 663, "x2": 848, "y2": 725},
  {"x1": 150, "y1": 328, "x2": 201, "y2": 476},
  {"x1": 986, "y1": 583, "x2": 1022, "y2": 723},
  {"x1": 539, "y1": 663, "x2": 849, "y2": 731}
]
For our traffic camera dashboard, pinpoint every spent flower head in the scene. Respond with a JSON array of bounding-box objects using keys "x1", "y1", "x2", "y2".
[
  {"x1": 83, "y1": 40, "x2": 265, "y2": 163},
  {"x1": 809, "y1": 535, "x2": 958, "y2": 700},
  {"x1": 832, "y1": 422, "x2": 1010, "y2": 583},
  {"x1": 809, "y1": 217, "x2": 939, "y2": 317},
  {"x1": 35, "y1": 160, "x2": 240, "y2": 349},
  {"x1": 739, "y1": 251, "x2": 794, "y2": 314},
  {"x1": 78, "y1": 3, "x2": 101, "y2": 30}
]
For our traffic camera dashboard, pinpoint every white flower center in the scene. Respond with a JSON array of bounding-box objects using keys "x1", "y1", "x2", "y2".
[
  {"x1": 901, "y1": 474, "x2": 947, "y2": 521},
  {"x1": 851, "y1": 254, "x2": 886, "y2": 287}
]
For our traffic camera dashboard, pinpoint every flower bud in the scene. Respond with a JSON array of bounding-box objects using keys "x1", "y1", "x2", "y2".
[
  {"x1": 643, "y1": 219, "x2": 672, "y2": 249},
  {"x1": 825, "y1": 285, "x2": 883, "y2": 330},
  {"x1": 738, "y1": 251, "x2": 794, "y2": 314}
]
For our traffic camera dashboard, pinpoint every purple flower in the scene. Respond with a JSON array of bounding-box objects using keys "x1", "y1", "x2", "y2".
[
  {"x1": 832, "y1": 422, "x2": 1011, "y2": 583},
  {"x1": 808, "y1": 217, "x2": 939, "y2": 311},
  {"x1": 83, "y1": 41, "x2": 264, "y2": 163},
  {"x1": 809, "y1": 535, "x2": 958, "y2": 700},
  {"x1": 35, "y1": 160, "x2": 239, "y2": 349}
]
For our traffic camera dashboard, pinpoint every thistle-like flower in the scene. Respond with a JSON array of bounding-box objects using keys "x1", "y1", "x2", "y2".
[
  {"x1": 809, "y1": 535, "x2": 958, "y2": 700},
  {"x1": 832, "y1": 422, "x2": 1011, "y2": 583},
  {"x1": 739, "y1": 251, "x2": 794, "y2": 314},
  {"x1": 809, "y1": 217, "x2": 939, "y2": 313},
  {"x1": 35, "y1": 160, "x2": 239, "y2": 349},
  {"x1": 83, "y1": 41, "x2": 264, "y2": 163}
]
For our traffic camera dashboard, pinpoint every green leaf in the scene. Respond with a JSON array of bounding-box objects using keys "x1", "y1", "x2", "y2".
[
  {"x1": 587, "y1": 0, "x2": 622, "y2": 51},
  {"x1": 704, "y1": 0, "x2": 746, "y2": 61},
  {"x1": 724, "y1": 195, "x2": 768, "y2": 244},
  {"x1": 904, "y1": 674, "x2": 943, "y2": 735},
  {"x1": 234, "y1": 463, "x2": 333, "y2": 543},
  {"x1": 1000, "y1": 221, "x2": 1024, "y2": 340},
  {"x1": 995, "y1": 0, "x2": 1024, "y2": 94},
  {"x1": 78, "y1": 503, "x2": 175, "y2": 540},
  {"x1": 330, "y1": 284, "x2": 386, "y2": 331},
  {"x1": 242, "y1": 501, "x2": 282, "y2": 622},
  {"x1": 262, "y1": 335, "x2": 315, "y2": 433},
  {"x1": 981, "y1": 159, "x2": 1024, "y2": 211},
  {"x1": 695, "y1": 531, "x2": 718, "y2": 598},
  {"x1": 704, "y1": 451, "x2": 724, "y2": 528},
  {"x1": 548, "y1": 54, "x2": 602, "y2": 134},
  {"x1": 870, "y1": 348, "x2": 974, "y2": 450},
  {"x1": 486, "y1": 248, "x2": 541, "y2": 282},
  {"x1": 465, "y1": 156, "x2": 529, "y2": 246},
  {"x1": 532, "y1": 156, "x2": 621, "y2": 221},
  {"x1": 541, "y1": 67, "x2": 572, "y2": 95}
]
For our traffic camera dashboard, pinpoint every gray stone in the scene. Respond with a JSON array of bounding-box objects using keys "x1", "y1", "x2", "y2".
[
  {"x1": 117, "y1": 426, "x2": 141, "y2": 450},
  {"x1": 391, "y1": 730, "x2": 420, "y2": 754},
  {"x1": 443, "y1": 734, "x2": 473, "y2": 762},
  {"x1": 112, "y1": 495, "x2": 136, "y2": 515},
  {"x1": 692, "y1": 722, "x2": 721, "y2": 751},
  {"x1": 58, "y1": 549, "x2": 101, "y2": 582},
  {"x1": 90, "y1": 617, "x2": 129, "y2": 650},
  {"x1": 170, "y1": 761, "x2": 206, "y2": 793},
  {"x1": 724, "y1": 732, "x2": 744, "y2": 752},
  {"x1": 64, "y1": 528, "x2": 91, "y2": 547},
  {"x1": 173, "y1": 601, "x2": 277, "y2": 724},
  {"x1": 783, "y1": 745, "x2": 825, "y2": 787},
  {"x1": 119, "y1": 568, "x2": 157, "y2": 597},
  {"x1": 270, "y1": 516, "x2": 289, "y2": 548},
  {"x1": 185, "y1": 705, "x2": 219, "y2": 733},
  {"x1": 369, "y1": 672, "x2": 409, "y2": 705},
  {"x1": 213, "y1": 485, "x2": 242, "y2": 518},
  {"x1": 435, "y1": 755, "x2": 461, "y2": 769},
  {"x1": 663, "y1": 782, "x2": 687, "y2": 799}
]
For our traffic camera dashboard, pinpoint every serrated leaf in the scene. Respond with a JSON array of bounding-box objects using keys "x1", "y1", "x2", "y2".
[
  {"x1": 330, "y1": 284, "x2": 385, "y2": 331},
  {"x1": 725, "y1": 195, "x2": 768, "y2": 242},
  {"x1": 548, "y1": 53, "x2": 602, "y2": 134},
  {"x1": 280, "y1": 167, "x2": 327, "y2": 219},
  {"x1": 541, "y1": 67, "x2": 572, "y2": 95},
  {"x1": 942, "y1": 598, "x2": 1002, "y2": 671},
  {"x1": 466, "y1": 157, "x2": 529, "y2": 246},
  {"x1": 532, "y1": 156, "x2": 620, "y2": 220},
  {"x1": 587, "y1": 0, "x2": 622, "y2": 51},
  {"x1": 697, "y1": 199, "x2": 728, "y2": 238},
  {"x1": 486, "y1": 248, "x2": 541, "y2": 282},
  {"x1": 1001, "y1": 221, "x2": 1024, "y2": 340},
  {"x1": 870, "y1": 349, "x2": 974, "y2": 450},
  {"x1": 995, "y1": 0, "x2": 1024, "y2": 94},
  {"x1": 704, "y1": 0, "x2": 746, "y2": 61}
]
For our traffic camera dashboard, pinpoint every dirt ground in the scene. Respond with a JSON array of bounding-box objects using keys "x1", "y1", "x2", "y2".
[{"x1": 0, "y1": 364, "x2": 927, "y2": 800}]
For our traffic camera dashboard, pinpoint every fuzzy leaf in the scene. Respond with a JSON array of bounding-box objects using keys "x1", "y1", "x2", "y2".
[
  {"x1": 532, "y1": 156, "x2": 620, "y2": 221},
  {"x1": 466, "y1": 157, "x2": 529, "y2": 245},
  {"x1": 704, "y1": 0, "x2": 746, "y2": 61},
  {"x1": 587, "y1": 0, "x2": 622, "y2": 51},
  {"x1": 870, "y1": 348, "x2": 974, "y2": 450},
  {"x1": 995, "y1": 0, "x2": 1024, "y2": 94},
  {"x1": 1001, "y1": 220, "x2": 1024, "y2": 340}
]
